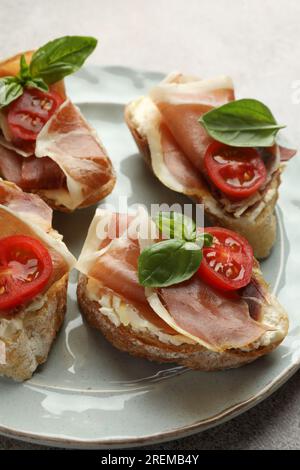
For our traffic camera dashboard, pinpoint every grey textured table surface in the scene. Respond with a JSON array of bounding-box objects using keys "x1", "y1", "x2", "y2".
[{"x1": 0, "y1": 0, "x2": 299, "y2": 450}]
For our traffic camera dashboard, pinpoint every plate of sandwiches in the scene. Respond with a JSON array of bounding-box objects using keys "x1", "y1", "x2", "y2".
[{"x1": 0, "y1": 36, "x2": 299, "y2": 448}]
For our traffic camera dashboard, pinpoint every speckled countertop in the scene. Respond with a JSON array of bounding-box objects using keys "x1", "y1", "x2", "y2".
[{"x1": 0, "y1": 0, "x2": 299, "y2": 450}]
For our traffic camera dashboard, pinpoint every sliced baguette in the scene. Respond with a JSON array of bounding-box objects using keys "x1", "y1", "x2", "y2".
[
  {"x1": 77, "y1": 272, "x2": 288, "y2": 371},
  {"x1": 125, "y1": 102, "x2": 280, "y2": 259},
  {"x1": 0, "y1": 274, "x2": 68, "y2": 381}
]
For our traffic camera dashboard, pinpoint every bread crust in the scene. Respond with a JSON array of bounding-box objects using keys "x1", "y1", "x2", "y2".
[
  {"x1": 0, "y1": 51, "x2": 116, "y2": 212},
  {"x1": 0, "y1": 274, "x2": 68, "y2": 381},
  {"x1": 124, "y1": 104, "x2": 280, "y2": 259},
  {"x1": 77, "y1": 274, "x2": 288, "y2": 371}
]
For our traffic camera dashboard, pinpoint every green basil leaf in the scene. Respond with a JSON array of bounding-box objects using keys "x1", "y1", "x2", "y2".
[
  {"x1": 30, "y1": 35, "x2": 98, "y2": 84},
  {"x1": 0, "y1": 77, "x2": 23, "y2": 108},
  {"x1": 26, "y1": 77, "x2": 49, "y2": 92},
  {"x1": 155, "y1": 211, "x2": 196, "y2": 241},
  {"x1": 199, "y1": 98, "x2": 285, "y2": 147},
  {"x1": 195, "y1": 232, "x2": 213, "y2": 247},
  {"x1": 138, "y1": 239, "x2": 202, "y2": 287},
  {"x1": 19, "y1": 54, "x2": 31, "y2": 82}
]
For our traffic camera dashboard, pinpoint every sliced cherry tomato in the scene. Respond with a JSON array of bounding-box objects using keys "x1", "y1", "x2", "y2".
[
  {"x1": 198, "y1": 227, "x2": 253, "y2": 291},
  {"x1": 0, "y1": 235, "x2": 53, "y2": 311},
  {"x1": 204, "y1": 142, "x2": 267, "y2": 199},
  {"x1": 7, "y1": 88, "x2": 64, "y2": 142}
]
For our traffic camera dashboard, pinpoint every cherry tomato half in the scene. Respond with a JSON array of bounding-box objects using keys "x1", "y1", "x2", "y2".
[
  {"x1": 198, "y1": 227, "x2": 253, "y2": 291},
  {"x1": 204, "y1": 142, "x2": 267, "y2": 199},
  {"x1": 0, "y1": 235, "x2": 53, "y2": 311},
  {"x1": 7, "y1": 88, "x2": 64, "y2": 142}
]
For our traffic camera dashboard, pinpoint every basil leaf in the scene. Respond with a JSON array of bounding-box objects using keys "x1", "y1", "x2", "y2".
[
  {"x1": 155, "y1": 211, "x2": 196, "y2": 241},
  {"x1": 18, "y1": 55, "x2": 48, "y2": 92},
  {"x1": 26, "y1": 77, "x2": 49, "y2": 92},
  {"x1": 195, "y1": 232, "x2": 213, "y2": 247},
  {"x1": 19, "y1": 54, "x2": 31, "y2": 82},
  {"x1": 199, "y1": 99, "x2": 285, "y2": 147},
  {"x1": 0, "y1": 77, "x2": 23, "y2": 108},
  {"x1": 30, "y1": 35, "x2": 98, "y2": 84},
  {"x1": 138, "y1": 239, "x2": 202, "y2": 287}
]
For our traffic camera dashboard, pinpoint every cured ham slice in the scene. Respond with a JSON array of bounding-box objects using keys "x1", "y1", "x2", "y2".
[
  {"x1": 160, "y1": 122, "x2": 204, "y2": 190},
  {"x1": 90, "y1": 239, "x2": 146, "y2": 306},
  {"x1": 77, "y1": 208, "x2": 268, "y2": 351},
  {"x1": 159, "y1": 277, "x2": 265, "y2": 351},
  {"x1": 35, "y1": 100, "x2": 114, "y2": 209},
  {"x1": 78, "y1": 210, "x2": 175, "y2": 332},
  {"x1": 21, "y1": 156, "x2": 66, "y2": 190},
  {"x1": 0, "y1": 145, "x2": 66, "y2": 190},
  {"x1": 150, "y1": 76, "x2": 234, "y2": 171},
  {"x1": 0, "y1": 146, "x2": 22, "y2": 187},
  {"x1": 279, "y1": 145, "x2": 297, "y2": 162},
  {"x1": 0, "y1": 178, "x2": 52, "y2": 230}
]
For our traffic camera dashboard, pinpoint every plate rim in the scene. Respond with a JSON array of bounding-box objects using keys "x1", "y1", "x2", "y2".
[{"x1": 0, "y1": 360, "x2": 298, "y2": 448}]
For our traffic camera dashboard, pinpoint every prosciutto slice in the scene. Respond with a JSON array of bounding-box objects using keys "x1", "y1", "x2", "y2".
[
  {"x1": 159, "y1": 277, "x2": 265, "y2": 351},
  {"x1": 0, "y1": 178, "x2": 52, "y2": 230},
  {"x1": 80, "y1": 211, "x2": 174, "y2": 332},
  {"x1": 35, "y1": 100, "x2": 114, "y2": 208},
  {"x1": 150, "y1": 76, "x2": 234, "y2": 171},
  {"x1": 160, "y1": 122, "x2": 203, "y2": 189},
  {"x1": 279, "y1": 145, "x2": 297, "y2": 162},
  {"x1": 77, "y1": 209, "x2": 267, "y2": 351},
  {"x1": 0, "y1": 145, "x2": 66, "y2": 190}
]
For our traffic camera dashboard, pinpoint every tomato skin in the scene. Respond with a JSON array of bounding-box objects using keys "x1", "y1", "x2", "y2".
[
  {"x1": 0, "y1": 235, "x2": 53, "y2": 312},
  {"x1": 198, "y1": 227, "x2": 253, "y2": 291},
  {"x1": 204, "y1": 142, "x2": 267, "y2": 200},
  {"x1": 7, "y1": 88, "x2": 64, "y2": 142}
]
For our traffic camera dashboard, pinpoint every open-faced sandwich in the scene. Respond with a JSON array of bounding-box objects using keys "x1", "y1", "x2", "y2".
[
  {"x1": 125, "y1": 73, "x2": 297, "y2": 258},
  {"x1": 0, "y1": 36, "x2": 115, "y2": 212},
  {"x1": 0, "y1": 179, "x2": 75, "y2": 380},
  {"x1": 76, "y1": 207, "x2": 288, "y2": 370}
]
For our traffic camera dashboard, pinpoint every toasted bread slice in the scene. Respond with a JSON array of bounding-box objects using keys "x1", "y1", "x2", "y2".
[
  {"x1": 125, "y1": 100, "x2": 280, "y2": 259},
  {"x1": 0, "y1": 274, "x2": 68, "y2": 381},
  {"x1": 0, "y1": 180, "x2": 75, "y2": 380},
  {"x1": 77, "y1": 270, "x2": 288, "y2": 371}
]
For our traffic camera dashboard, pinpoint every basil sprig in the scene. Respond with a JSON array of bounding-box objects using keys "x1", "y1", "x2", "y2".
[
  {"x1": 0, "y1": 36, "x2": 97, "y2": 108},
  {"x1": 199, "y1": 98, "x2": 285, "y2": 147},
  {"x1": 138, "y1": 212, "x2": 213, "y2": 288}
]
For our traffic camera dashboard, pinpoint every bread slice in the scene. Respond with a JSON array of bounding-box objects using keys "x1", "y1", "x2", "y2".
[
  {"x1": 77, "y1": 271, "x2": 288, "y2": 371},
  {"x1": 125, "y1": 101, "x2": 280, "y2": 259},
  {"x1": 0, "y1": 274, "x2": 68, "y2": 381},
  {"x1": 0, "y1": 51, "x2": 116, "y2": 212}
]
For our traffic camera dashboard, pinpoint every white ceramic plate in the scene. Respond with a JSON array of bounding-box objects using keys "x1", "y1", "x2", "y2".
[{"x1": 0, "y1": 66, "x2": 299, "y2": 448}]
